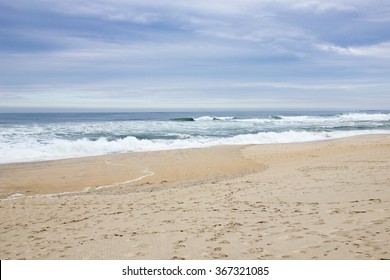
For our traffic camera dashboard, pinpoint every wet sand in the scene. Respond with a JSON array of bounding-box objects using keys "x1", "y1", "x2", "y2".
[{"x1": 0, "y1": 135, "x2": 389, "y2": 259}]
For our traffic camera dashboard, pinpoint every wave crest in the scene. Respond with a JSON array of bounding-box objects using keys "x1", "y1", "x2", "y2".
[{"x1": 1, "y1": 130, "x2": 388, "y2": 163}]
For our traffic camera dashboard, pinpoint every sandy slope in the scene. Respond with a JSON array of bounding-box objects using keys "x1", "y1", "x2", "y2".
[{"x1": 0, "y1": 135, "x2": 389, "y2": 259}]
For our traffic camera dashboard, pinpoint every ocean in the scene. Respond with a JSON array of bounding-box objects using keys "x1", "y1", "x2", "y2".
[{"x1": 0, "y1": 110, "x2": 389, "y2": 164}]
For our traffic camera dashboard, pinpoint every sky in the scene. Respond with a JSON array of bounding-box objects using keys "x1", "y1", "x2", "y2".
[{"x1": 0, "y1": 0, "x2": 389, "y2": 112}]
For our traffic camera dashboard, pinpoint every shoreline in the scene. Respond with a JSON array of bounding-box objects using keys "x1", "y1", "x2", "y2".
[
  {"x1": 1, "y1": 133, "x2": 386, "y2": 200},
  {"x1": 0, "y1": 145, "x2": 262, "y2": 200},
  {"x1": 1, "y1": 130, "x2": 389, "y2": 166},
  {"x1": 1, "y1": 134, "x2": 389, "y2": 259}
]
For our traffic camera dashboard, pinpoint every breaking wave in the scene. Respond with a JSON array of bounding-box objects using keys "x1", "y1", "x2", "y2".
[
  {"x1": 1, "y1": 129, "x2": 388, "y2": 163},
  {"x1": 1, "y1": 111, "x2": 389, "y2": 163}
]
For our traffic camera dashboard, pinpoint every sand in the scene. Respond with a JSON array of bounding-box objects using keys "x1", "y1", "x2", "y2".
[{"x1": 0, "y1": 134, "x2": 389, "y2": 259}]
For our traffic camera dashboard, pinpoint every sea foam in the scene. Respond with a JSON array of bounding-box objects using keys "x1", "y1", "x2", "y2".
[
  {"x1": 1, "y1": 112, "x2": 389, "y2": 163},
  {"x1": 1, "y1": 129, "x2": 388, "y2": 164}
]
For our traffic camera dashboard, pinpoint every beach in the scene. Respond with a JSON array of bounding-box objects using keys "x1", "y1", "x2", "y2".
[{"x1": 0, "y1": 134, "x2": 389, "y2": 259}]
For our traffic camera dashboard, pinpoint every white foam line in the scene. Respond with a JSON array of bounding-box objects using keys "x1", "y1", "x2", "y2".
[
  {"x1": 96, "y1": 168, "x2": 154, "y2": 190},
  {"x1": 1, "y1": 168, "x2": 154, "y2": 201},
  {"x1": 37, "y1": 187, "x2": 93, "y2": 199},
  {"x1": 1, "y1": 187, "x2": 94, "y2": 201}
]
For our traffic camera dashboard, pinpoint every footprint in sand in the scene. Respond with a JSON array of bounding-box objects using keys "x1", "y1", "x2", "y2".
[
  {"x1": 248, "y1": 247, "x2": 264, "y2": 254},
  {"x1": 173, "y1": 239, "x2": 186, "y2": 249},
  {"x1": 281, "y1": 255, "x2": 292, "y2": 259},
  {"x1": 171, "y1": 256, "x2": 186, "y2": 260},
  {"x1": 211, "y1": 253, "x2": 229, "y2": 259}
]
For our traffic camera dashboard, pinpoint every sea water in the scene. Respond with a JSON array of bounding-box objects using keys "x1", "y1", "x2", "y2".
[{"x1": 0, "y1": 110, "x2": 389, "y2": 164}]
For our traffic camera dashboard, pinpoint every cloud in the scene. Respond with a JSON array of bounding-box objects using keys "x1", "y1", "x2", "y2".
[
  {"x1": 290, "y1": 1, "x2": 356, "y2": 13},
  {"x1": 348, "y1": 42, "x2": 390, "y2": 57},
  {"x1": 317, "y1": 42, "x2": 390, "y2": 58},
  {"x1": 1, "y1": 0, "x2": 390, "y2": 110},
  {"x1": 3, "y1": 1, "x2": 388, "y2": 54}
]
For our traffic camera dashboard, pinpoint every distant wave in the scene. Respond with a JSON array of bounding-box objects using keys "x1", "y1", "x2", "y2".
[
  {"x1": 275, "y1": 112, "x2": 390, "y2": 122},
  {"x1": 337, "y1": 112, "x2": 390, "y2": 121},
  {"x1": 171, "y1": 117, "x2": 195, "y2": 121},
  {"x1": 171, "y1": 113, "x2": 390, "y2": 123},
  {"x1": 194, "y1": 116, "x2": 237, "y2": 121},
  {"x1": 172, "y1": 116, "x2": 237, "y2": 121},
  {"x1": 234, "y1": 112, "x2": 390, "y2": 124}
]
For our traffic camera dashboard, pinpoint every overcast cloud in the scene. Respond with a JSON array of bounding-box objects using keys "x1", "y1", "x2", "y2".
[{"x1": 1, "y1": 0, "x2": 389, "y2": 111}]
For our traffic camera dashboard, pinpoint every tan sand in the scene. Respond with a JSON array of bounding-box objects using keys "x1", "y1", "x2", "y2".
[{"x1": 0, "y1": 135, "x2": 389, "y2": 259}]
